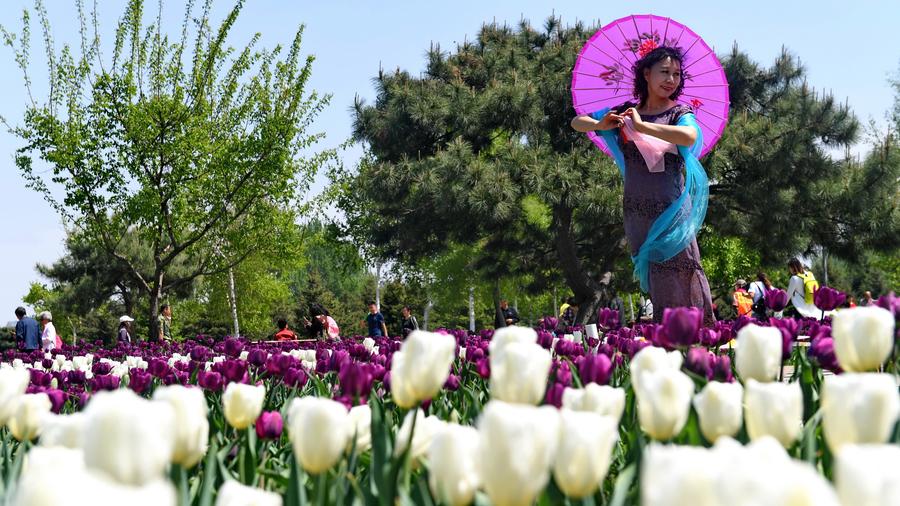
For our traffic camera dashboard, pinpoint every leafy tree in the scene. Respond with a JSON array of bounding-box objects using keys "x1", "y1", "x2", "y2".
[{"x1": 2, "y1": 0, "x2": 332, "y2": 338}]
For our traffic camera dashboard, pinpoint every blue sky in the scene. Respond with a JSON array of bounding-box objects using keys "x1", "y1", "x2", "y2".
[{"x1": 0, "y1": 0, "x2": 897, "y2": 317}]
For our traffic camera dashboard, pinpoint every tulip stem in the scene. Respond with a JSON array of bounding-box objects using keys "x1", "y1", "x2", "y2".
[{"x1": 315, "y1": 470, "x2": 328, "y2": 506}]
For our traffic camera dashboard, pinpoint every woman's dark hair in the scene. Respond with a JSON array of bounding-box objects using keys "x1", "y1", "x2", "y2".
[
  {"x1": 757, "y1": 271, "x2": 772, "y2": 289},
  {"x1": 633, "y1": 46, "x2": 685, "y2": 107},
  {"x1": 119, "y1": 321, "x2": 128, "y2": 329},
  {"x1": 788, "y1": 258, "x2": 804, "y2": 273}
]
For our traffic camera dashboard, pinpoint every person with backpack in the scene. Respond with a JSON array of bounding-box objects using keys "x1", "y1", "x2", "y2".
[
  {"x1": 747, "y1": 272, "x2": 774, "y2": 319},
  {"x1": 785, "y1": 258, "x2": 821, "y2": 318},
  {"x1": 731, "y1": 279, "x2": 754, "y2": 317}
]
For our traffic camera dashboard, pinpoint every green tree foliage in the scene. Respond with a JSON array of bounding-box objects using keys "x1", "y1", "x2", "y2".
[{"x1": 2, "y1": 0, "x2": 332, "y2": 338}]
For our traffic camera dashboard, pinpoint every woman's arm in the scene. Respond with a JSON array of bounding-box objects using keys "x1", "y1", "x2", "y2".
[
  {"x1": 622, "y1": 108, "x2": 698, "y2": 146},
  {"x1": 570, "y1": 111, "x2": 624, "y2": 133}
]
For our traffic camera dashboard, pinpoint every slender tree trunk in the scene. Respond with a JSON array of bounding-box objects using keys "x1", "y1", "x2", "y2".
[
  {"x1": 423, "y1": 299, "x2": 433, "y2": 331},
  {"x1": 228, "y1": 267, "x2": 240, "y2": 337},
  {"x1": 375, "y1": 262, "x2": 382, "y2": 310},
  {"x1": 468, "y1": 286, "x2": 476, "y2": 332},
  {"x1": 493, "y1": 279, "x2": 505, "y2": 329},
  {"x1": 148, "y1": 271, "x2": 165, "y2": 341}
]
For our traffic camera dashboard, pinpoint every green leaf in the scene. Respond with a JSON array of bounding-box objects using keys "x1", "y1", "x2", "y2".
[{"x1": 609, "y1": 463, "x2": 637, "y2": 506}]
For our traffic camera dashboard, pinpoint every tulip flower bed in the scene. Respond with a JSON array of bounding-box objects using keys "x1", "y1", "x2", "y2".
[{"x1": 0, "y1": 296, "x2": 898, "y2": 505}]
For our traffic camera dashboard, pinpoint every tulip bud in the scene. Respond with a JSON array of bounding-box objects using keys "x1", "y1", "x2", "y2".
[
  {"x1": 215, "y1": 480, "x2": 283, "y2": 506},
  {"x1": 832, "y1": 306, "x2": 895, "y2": 372},
  {"x1": 152, "y1": 385, "x2": 210, "y2": 468},
  {"x1": 552, "y1": 410, "x2": 618, "y2": 499},
  {"x1": 346, "y1": 404, "x2": 371, "y2": 454},
  {"x1": 821, "y1": 373, "x2": 900, "y2": 453},
  {"x1": 634, "y1": 368, "x2": 695, "y2": 441},
  {"x1": 834, "y1": 444, "x2": 900, "y2": 506},
  {"x1": 735, "y1": 325, "x2": 782, "y2": 382},
  {"x1": 561, "y1": 384, "x2": 625, "y2": 423},
  {"x1": 629, "y1": 346, "x2": 683, "y2": 385},
  {"x1": 0, "y1": 367, "x2": 31, "y2": 425},
  {"x1": 222, "y1": 383, "x2": 265, "y2": 430},
  {"x1": 390, "y1": 331, "x2": 456, "y2": 408},
  {"x1": 39, "y1": 412, "x2": 85, "y2": 449},
  {"x1": 744, "y1": 379, "x2": 802, "y2": 448},
  {"x1": 478, "y1": 401, "x2": 560, "y2": 506},
  {"x1": 287, "y1": 397, "x2": 351, "y2": 474},
  {"x1": 489, "y1": 326, "x2": 538, "y2": 361},
  {"x1": 394, "y1": 409, "x2": 445, "y2": 463},
  {"x1": 83, "y1": 389, "x2": 175, "y2": 485},
  {"x1": 692, "y1": 381, "x2": 743, "y2": 442},
  {"x1": 428, "y1": 424, "x2": 481, "y2": 506},
  {"x1": 255, "y1": 411, "x2": 284, "y2": 440},
  {"x1": 490, "y1": 341, "x2": 552, "y2": 405},
  {"x1": 7, "y1": 393, "x2": 52, "y2": 441}
]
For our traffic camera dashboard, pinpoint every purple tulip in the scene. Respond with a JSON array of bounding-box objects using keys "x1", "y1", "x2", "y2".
[
  {"x1": 147, "y1": 358, "x2": 169, "y2": 378},
  {"x1": 711, "y1": 355, "x2": 734, "y2": 382},
  {"x1": 247, "y1": 348, "x2": 268, "y2": 367},
  {"x1": 684, "y1": 348, "x2": 714, "y2": 379},
  {"x1": 814, "y1": 287, "x2": 846, "y2": 312},
  {"x1": 597, "y1": 308, "x2": 620, "y2": 329},
  {"x1": 255, "y1": 411, "x2": 283, "y2": 440},
  {"x1": 91, "y1": 375, "x2": 120, "y2": 391},
  {"x1": 45, "y1": 388, "x2": 66, "y2": 413},
  {"x1": 128, "y1": 369, "x2": 153, "y2": 395},
  {"x1": 338, "y1": 361, "x2": 374, "y2": 399},
  {"x1": 218, "y1": 359, "x2": 248, "y2": 384},
  {"x1": 662, "y1": 307, "x2": 703, "y2": 347},
  {"x1": 92, "y1": 362, "x2": 113, "y2": 376},
  {"x1": 552, "y1": 361, "x2": 573, "y2": 386},
  {"x1": 544, "y1": 382, "x2": 565, "y2": 408},
  {"x1": 578, "y1": 353, "x2": 612, "y2": 385},
  {"x1": 808, "y1": 337, "x2": 842, "y2": 373},
  {"x1": 67, "y1": 369, "x2": 86, "y2": 385},
  {"x1": 765, "y1": 289, "x2": 789, "y2": 312},
  {"x1": 224, "y1": 338, "x2": 244, "y2": 358},
  {"x1": 198, "y1": 370, "x2": 224, "y2": 392},
  {"x1": 29, "y1": 369, "x2": 52, "y2": 388},
  {"x1": 475, "y1": 358, "x2": 491, "y2": 379},
  {"x1": 444, "y1": 373, "x2": 461, "y2": 391},
  {"x1": 770, "y1": 318, "x2": 800, "y2": 359},
  {"x1": 190, "y1": 345, "x2": 210, "y2": 363},
  {"x1": 78, "y1": 391, "x2": 92, "y2": 408}
]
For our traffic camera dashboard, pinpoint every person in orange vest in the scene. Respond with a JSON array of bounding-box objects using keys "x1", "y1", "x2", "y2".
[
  {"x1": 731, "y1": 279, "x2": 754, "y2": 317},
  {"x1": 273, "y1": 318, "x2": 298, "y2": 341}
]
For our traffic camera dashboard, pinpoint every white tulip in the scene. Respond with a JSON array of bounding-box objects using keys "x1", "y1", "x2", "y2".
[
  {"x1": 553, "y1": 410, "x2": 618, "y2": 499},
  {"x1": 222, "y1": 383, "x2": 265, "y2": 430},
  {"x1": 152, "y1": 385, "x2": 210, "y2": 468},
  {"x1": 822, "y1": 373, "x2": 900, "y2": 452},
  {"x1": 215, "y1": 480, "x2": 283, "y2": 506},
  {"x1": 394, "y1": 409, "x2": 445, "y2": 462},
  {"x1": 7, "y1": 393, "x2": 52, "y2": 441},
  {"x1": 735, "y1": 324, "x2": 783, "y2": 382},
  {"x1": 634, "y1": 368, "x2": 695, "y2": 441},
  {"x1": 0, "y1": 367, "x2": 31, "y2": 425},
  {"x1": 83, "y1": 389, "x2": 175, "y2": 485},
  {"x1": 561, "y1": 384, "x2": 625, "y2": 423},
  {"x1": 488, "y1": 326, "x2": 537, "y2": 362},
  {"x1": 641, "y1": 443, "x2": 718, "y2": 506},
  {"x1": 744, "y1": 379, "x2": 802, "y2": 448},
  {"x1": 39, "y1": 412, "x2": 86, "y2": 449},
  {"x1": 489, "y1": 341, "x2": 552, "y2": 405},
  {"x1": 629, "y1": 346, "x2": 684, "y2": 399},
  {"x1": 347, "y1": 404, "x2": 372, "y2": 454},
  {"x1": 428, "y1": 424, "x2": 481, "y2": 506},
  {"x1": 835, "y1": 444, "x2": 900, "y2": 506},
  {"x1": 832, "y1": 306, "x2": 896, "y2": 372},
  {"x1": 287, "y1": 397, "x2": 351, "y2": 474},
  {"x1": 692, "y1": 381, "x2": 744, "y2": 442},
  {"x1": 362, "y1": 337, "x2": 376, "y2": 352},
  {"x1": 478, "y1": 401, "x2": 560, "y2": 506},
  {"x1": 390, "y1": 331, "x2": 456, "y2": 408}
]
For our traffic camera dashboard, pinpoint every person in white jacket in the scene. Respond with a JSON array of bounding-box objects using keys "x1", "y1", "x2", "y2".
[
  {"x1": 38, "y1": 311, "x2": 57, "y2": 352},
  {"x1": 785, "y1": 258, "x2": 821, "y2": 318}
]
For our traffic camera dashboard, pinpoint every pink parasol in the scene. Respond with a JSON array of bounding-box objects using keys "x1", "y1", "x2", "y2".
[{"x1": 571, "y1": 14, "x2": 729, "y2": 158}]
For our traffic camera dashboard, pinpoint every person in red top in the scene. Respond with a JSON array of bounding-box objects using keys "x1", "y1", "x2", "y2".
[{"x1": 273, "y1": 318, "x2": 298, "y2": 341}]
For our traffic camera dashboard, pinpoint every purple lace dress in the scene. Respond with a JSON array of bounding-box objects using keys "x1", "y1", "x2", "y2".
[{"x1": 618, "y1": 103, "x2": 715, "y2": 325}]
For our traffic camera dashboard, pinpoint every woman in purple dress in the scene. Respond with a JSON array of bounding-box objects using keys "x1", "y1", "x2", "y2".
[{"x1": 571, "y1": 46, "x2": 715, "y2": 324}]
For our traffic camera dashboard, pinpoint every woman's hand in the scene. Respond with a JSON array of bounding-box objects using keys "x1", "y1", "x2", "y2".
[
  {"x1": 622, "y1": 108, "x2": 645, "y2": 133},
  {"x1": 571, "y1": 111, "x2": 623, "y2": 132},
  {"x1": 595, "y1": 111, "x2": 624, "y2": 131}
]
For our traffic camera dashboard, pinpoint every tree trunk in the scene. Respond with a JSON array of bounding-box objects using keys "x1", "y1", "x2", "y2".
[
  {"x1": 423, "y1": 299, "x2": 433, "y2": 331},
  {"x1": 468, "y1": 286, "x2": 476, "y2": 332},
  {"x1": 228, "y1": 267, "x2": 240, "y2": 337},
  {"x1": 552, "y1": 205, "x2": 618, "y2": 325},
  {"x1": 375, "y1": 262, "x2": 382, "y2": 310},
  {"x1": 493, "y1": 278, "x2": 506, "y2": 329},
  {"x1": 148, "y1": 271, "x2": 165, "y2": 341}
]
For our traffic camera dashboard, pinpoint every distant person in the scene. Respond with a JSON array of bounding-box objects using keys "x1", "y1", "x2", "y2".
[
  {"x1": 365, "y1": 301, "x2": 388, "y2": 338},
  {"x1": 274, "y1": 319, "x2": 299, "y2": 341},
  {"x1": 732, "y1": 279, "x2": 753, "y2": 317},
  {"x1": 608, "y1": 292, "x2": 626, "y2": 328},
  {"x1": 303, "y1": 302, "x2": 329, "y2": 338},
  {"x1": 399, "y1": 305, "x2": 419, "y2": 338},
  {"x1": 157, "y1": 304, "x2": 173, "y2": 341},
  {"x1": 38, "y1": 311, "x2": 60, "y2": 352},
  {"x1": 558, "y1": 297, "x2": 573, "y2": 318},
  {"x1": 14, "y1": 307, "x2": 40, "y2": 352},
  {"x1": 560, "y1": 300, "x2": 578, "y2": 329},
  {"x1": 317, "y1": 312, "x2": 340, "y2": 340},
  {"x1": 785, "y1": 258, "x2": 821, "y2": 318},
  {"x1": 860, "y1": 291, "x2": 875, "y2": 306},
  {"x1": 500, "y1": 300, "x2": 520, "y2": 326},
  {"x1": 638, "y1": 296, "x2": 654, "y2": 322},
  {"x1": 117, "y1": 315, "x2": 134, "y2": 345},
  {"x1": 748, "y1": 272, "x2": 774, "y2": 319}
]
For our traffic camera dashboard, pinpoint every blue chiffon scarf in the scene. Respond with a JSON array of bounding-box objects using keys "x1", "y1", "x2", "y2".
[{"x1": 589, "y1": 107, "x2": 708, "y2": 293}]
